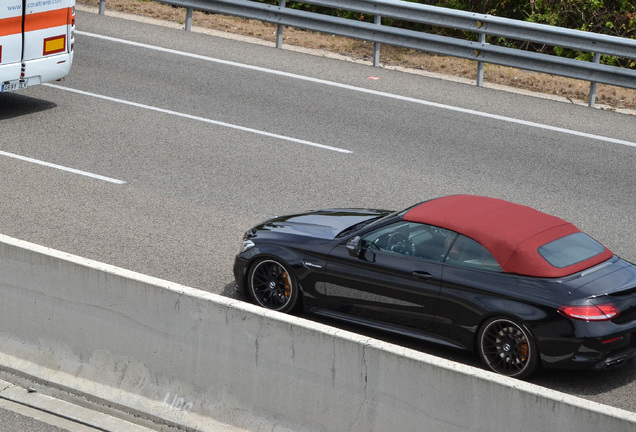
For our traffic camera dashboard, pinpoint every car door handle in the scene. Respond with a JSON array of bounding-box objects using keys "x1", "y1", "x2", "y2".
[{"x1": 411, "y1": 271, "x2": 433, "y2": 280}]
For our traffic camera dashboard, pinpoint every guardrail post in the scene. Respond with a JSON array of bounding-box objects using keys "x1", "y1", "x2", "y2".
[
  {"x1": 276, "y1": 0, "x2": 286, "y2": 48},
  {"x1": 476, "y1": 27, "x2": 485, "y2": 87},
  {"x1": 185, "y1": 7, "x2": 193, "y2": 31},
  {"x1": 588, "y1": 52, "x2": 601, "y2": 108},
  {"x1": 373, "y1": 15, "x2": 381, "y2": 67},
  {"x1": 98, "y1": 0, "x2": 106, "y2": 15}
]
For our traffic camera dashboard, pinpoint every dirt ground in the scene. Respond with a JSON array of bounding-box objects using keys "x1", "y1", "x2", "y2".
[{"x1": 77, "y1": 0, "x2": 636, "y2": 111}]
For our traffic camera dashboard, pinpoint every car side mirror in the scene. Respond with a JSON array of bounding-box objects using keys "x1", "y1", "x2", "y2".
[
  {"x1": 347, "y1": 236, "x2": 361, "y2": 257},
  {"x1": 347, "y1": 236, "x2": 376, "y2": 262}
]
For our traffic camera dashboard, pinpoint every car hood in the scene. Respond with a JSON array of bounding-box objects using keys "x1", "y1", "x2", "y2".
[{"x1": 248, "y1": 209, "x2": 390, "y2": 241}]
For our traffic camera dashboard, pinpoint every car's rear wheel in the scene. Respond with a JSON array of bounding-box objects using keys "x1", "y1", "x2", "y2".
[
  {"x1": 247, "y1": 259, "x2": 299, "y2": 313},
  {"x1": 477, "y1": 317, "x2": 538, "y2": 379}
]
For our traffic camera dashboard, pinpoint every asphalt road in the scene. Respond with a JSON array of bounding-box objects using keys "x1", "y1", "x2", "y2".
[{"x1": 1, "y1": 7, "x2": 635, "y2": 422}]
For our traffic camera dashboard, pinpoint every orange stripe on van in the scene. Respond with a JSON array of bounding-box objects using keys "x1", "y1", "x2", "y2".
[
  {"x1": 0, "y1": 8, "x2": 71, "y2": 37},
  {"x1": 0, "y1": 16, "x2": 22, "y2": 37},
  {"x1": 24, "y1": 8, "x2": 70, "y2": 33}
]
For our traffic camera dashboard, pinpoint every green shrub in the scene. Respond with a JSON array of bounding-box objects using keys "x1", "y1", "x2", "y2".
[{"x1": 255, "y1": 0, "x2": 635, "y2": 67}]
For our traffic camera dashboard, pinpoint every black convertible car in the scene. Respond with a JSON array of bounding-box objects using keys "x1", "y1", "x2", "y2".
[{"x1": 233, "y1": 195, "x2": 636, "y2": 378}]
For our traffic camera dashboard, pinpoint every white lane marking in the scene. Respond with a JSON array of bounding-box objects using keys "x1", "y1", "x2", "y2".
[
  {"x1": 77, "y1": 30, "x2": 636, "y2": 150},
  {"x1": 0, "y1": 150, "x2": 126, "y2": 184},
  {"x1": 44, "y1": 83, "x2": 352, "y2": 154}
]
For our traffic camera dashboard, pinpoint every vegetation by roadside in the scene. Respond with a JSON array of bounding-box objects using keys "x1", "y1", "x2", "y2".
[{"x1": 77, "y1": 0, "x2": 636, "y2": 112}]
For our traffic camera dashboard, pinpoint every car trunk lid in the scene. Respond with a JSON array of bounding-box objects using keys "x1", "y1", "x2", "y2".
[{"x1": 568, "y1": 259, "x2": 636, "y2": 324}]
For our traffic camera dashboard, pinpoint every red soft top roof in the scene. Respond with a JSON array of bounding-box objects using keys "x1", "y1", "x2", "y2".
[{"x1": 403, "y1": 195, "x2": 613, "y2": 277}]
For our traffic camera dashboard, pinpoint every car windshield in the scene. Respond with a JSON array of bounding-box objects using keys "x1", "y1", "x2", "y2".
[
  {"x1": 336, "y1": 210, "x2": 401, "y2": 238},
  {"x1": 537, "y1": 233, "x2": 606, "y2": 268}
]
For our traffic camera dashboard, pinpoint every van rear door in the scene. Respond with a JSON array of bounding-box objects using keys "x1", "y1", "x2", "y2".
[
  {"x1": 0, "y1": 1, "x2": 25, "y2": 91},
  {"x1": 22, "y1": 0, "x2": 74, "y2": 85}
]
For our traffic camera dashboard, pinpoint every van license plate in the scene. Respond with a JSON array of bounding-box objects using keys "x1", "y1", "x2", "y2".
[{"x1": 1, "y1": 80, "x2": 28, "y2": 92}]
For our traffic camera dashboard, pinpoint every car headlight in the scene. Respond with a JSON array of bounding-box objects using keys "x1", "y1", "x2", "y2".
[{"x1": 240, "y1": 239, "x2": 255, "y2": 253}]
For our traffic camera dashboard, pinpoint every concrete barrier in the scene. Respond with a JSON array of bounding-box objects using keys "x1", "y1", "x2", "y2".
[{"x1": 1, "y1": 233, "x2": 636, "y2": 431}]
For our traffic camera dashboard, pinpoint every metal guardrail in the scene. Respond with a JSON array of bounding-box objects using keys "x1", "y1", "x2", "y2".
[{"x1": 96, "y1": 0, "x2": 636, "y2": 108}]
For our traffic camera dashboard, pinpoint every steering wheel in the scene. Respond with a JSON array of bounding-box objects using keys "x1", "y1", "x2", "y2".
[{"x1": 386, "y1": 232, "x2": 415, "y2": 256}]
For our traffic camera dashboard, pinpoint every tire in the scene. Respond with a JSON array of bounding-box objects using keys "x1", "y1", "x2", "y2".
[
  {"x1": 247, "y1": 258, "x2": 300, "y2": 313},
  {"x1": 477, "y1": 317, "x2": 539, "y2": 379}
]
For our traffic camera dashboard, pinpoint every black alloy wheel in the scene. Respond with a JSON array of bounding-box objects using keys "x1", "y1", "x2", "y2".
[
  {"x1": 247, "y1": 259, "x2": 299, "y2": 313},
  {"x1": 477, "y1": 317, "x2": 539, "y2": 379}
]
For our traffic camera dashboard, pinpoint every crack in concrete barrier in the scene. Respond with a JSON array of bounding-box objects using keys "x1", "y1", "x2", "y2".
[{"x1": 348, "y1": 342, "x2": 369, "y2": 431}]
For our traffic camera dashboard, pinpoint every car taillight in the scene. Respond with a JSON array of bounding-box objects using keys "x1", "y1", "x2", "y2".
[{"x1": 558, "y1": 303, "x2": 620, "y2": 321}]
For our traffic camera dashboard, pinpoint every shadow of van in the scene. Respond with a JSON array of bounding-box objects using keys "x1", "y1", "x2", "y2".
[{"x1": 0, "y1": 92, "x2": 57, "y2": 120}]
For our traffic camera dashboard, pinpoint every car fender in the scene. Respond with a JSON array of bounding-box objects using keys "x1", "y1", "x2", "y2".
[
  {"x1": 473, "y1": 297, "x2": 558, "y2": 357},
  {"x1": 477, "y1": 296, "x2": 549, "y2": 323},
  {"x1": 247, "y1": 244, "x2": 302, "y2": 265},
  {"x1": 240, "y1": 243, "x2": 327, "y2": 294}
]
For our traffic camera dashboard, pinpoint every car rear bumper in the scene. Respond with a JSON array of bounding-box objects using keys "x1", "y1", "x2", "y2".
[
  {"x1": 541, "y1": 331, "x2": 636, "y2": 371},
  {"x1": 593, "y1": 347, "x2": 636, "y2": 370}
]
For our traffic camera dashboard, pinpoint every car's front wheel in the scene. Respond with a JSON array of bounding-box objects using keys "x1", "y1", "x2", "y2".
[
  {"x1": 477, "y1": 317, "x2": 539, "y2": 379},
  {"x1": 247, "y1": 258, "x2": 299, "y2": 313}
]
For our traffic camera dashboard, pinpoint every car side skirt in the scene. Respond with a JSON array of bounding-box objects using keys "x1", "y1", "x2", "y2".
[{"x1": 310, "y1": 307, "x2": 466, "y2": 350}]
